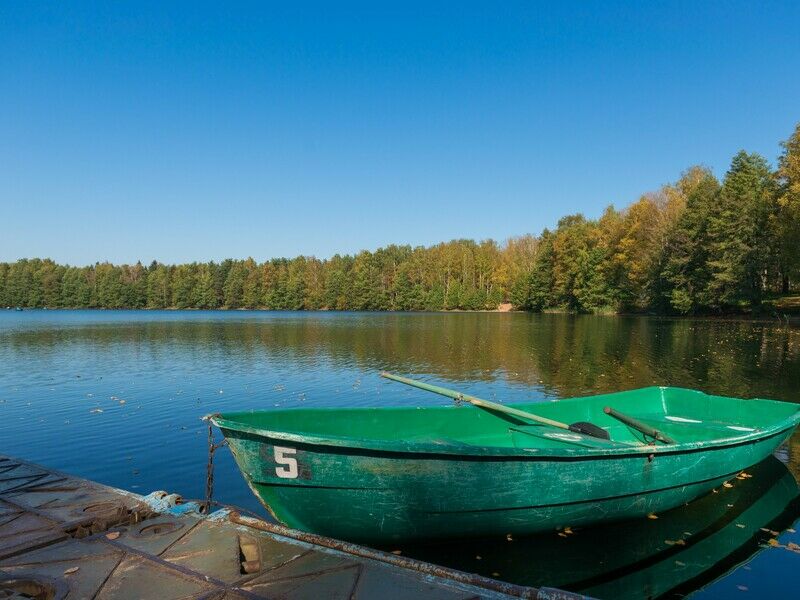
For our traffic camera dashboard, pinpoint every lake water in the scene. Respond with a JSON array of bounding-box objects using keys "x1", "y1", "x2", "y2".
[{"x1": 2, "y1": 310, "x2": 799, "y2": 598}]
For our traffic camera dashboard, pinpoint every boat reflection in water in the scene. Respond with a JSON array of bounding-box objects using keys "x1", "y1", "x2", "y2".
[{"x1": 397, "y1": 456, "x2": 799, "y2": 600}]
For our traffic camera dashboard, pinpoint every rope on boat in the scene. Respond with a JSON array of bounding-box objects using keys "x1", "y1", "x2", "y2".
[{"x1": 204, "y1": 419, "x2": 227, "y2": 514}]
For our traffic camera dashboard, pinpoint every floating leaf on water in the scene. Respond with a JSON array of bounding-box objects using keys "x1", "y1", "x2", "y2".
[
  {"x1": 563, "y1": 526, "x2": 573, "y2": 534},
  {"x1": 788, "y1": 528, "x2": 796, "y2": 533},
  {"x1": 737, "y1": 585, "x2": 748, "y2": 591},
  {"x1": 647, "y1": 513, "x2": 658, "y2": 520},
  {"x1": 506, "y1": 533, "x2": 513, "y2": 541},
  {"x1": 768, "y1": 538, "x2": 781, "y2": 547},
  {"x1": 787, "y1": 542, "x2": 800, "y2": 551},
  {"x1": 105, "y1": 531, "x2": 120, "y2": 540},
  {"x1": 723, "y1": 482, "x2": 733, "y2": 488},
  {"x1": 558, "y1": 532, "x2": 568, "y2": 538},
  {"x1": 475, "y1": 555, "x2": 482, "y2": 560},
  {"x1": 64, "y1": 567, "x2": 79, "y2": 575},
  {"x1": 391, "y1": 549, "x2": 402, "y2": 555},
  {"x1": 736, "y1": 523, "x2": 746, "y2": 529}
]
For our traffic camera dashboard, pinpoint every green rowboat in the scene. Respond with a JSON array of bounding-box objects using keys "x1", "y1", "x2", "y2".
[{"x1": 210, "y1": 382, "x2": 800, "y2": 543}]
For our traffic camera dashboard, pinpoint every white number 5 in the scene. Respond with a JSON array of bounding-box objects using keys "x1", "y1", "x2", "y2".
[{"x1": 274, "y1": 446, "x2": 298, "y2": 479}]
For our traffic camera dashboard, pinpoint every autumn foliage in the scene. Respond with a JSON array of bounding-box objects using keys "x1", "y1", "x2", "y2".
[{"x1": 2, "y1": 124, "x2": 800, "y2": 314}]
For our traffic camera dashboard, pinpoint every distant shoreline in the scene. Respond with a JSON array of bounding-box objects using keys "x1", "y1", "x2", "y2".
[{"x1": 5, "y1": 305, "x2": 798, "y2": 325}]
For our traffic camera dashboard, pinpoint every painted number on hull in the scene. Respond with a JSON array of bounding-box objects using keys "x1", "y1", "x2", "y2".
[{"x1": 274, "y1": 446, "x2": 298, "y2": 479}]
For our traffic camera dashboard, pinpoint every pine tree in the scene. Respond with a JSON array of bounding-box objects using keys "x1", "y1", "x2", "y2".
[
  {"x1": 195, "y1": 263, "x2": 218, "y2": 308},
  {"x1": 146, "y1": 264, "x2": 171, "y2": 308},
  {"x1": 776, "y1": 123, "x2": 800, "y2": 292},
  {"x1": 241, "y1": 259, "x2": 262, "y2": 308},
  {"x1": 707, "y1": 151, "x2": 777, "y2": 309},
  {"x1": 286, "y1": 257, "x2": 307, "y2": 310},
  {"x1": 523, "y1": 230, "x2": 555, "y2": 311},
  {"x1": 0, "y1": 263, "x2": 8, "y2": 307},
  {"x1": 61, "y1": 267, "x2": 92, "y2": 307},
  {"x1": 662, "y1": 168, "x2": 720, "y2": 313},
  {"x1": 95, "y1": 263, "x2": 126, "y2": 308},
  {"x1": 123, "y1": 262, "x2": 148, "y2": 308},
  {"x1": 223, "y1": 262, "x2": 247, "y2": 308},
  {"x1": 171, "y1": 264, "x2": 197, "y2": 309}
]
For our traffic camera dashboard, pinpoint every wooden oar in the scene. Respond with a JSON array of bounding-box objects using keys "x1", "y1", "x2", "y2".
[
  {"x1": 381, "y1": 372, "x2": 611, "y2": 440},
  {"x1": 604, "y1": 407, "x2": 675, "y2": 444}
]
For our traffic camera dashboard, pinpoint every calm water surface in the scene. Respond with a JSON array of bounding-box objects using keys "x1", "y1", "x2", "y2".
[{"x1": 2, "y1": 310, "x2": 799, "y2": 598}]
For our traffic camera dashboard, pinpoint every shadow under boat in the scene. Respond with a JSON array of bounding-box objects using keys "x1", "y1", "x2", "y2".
[{"x1": 396, "y1": 455, "x2": 800, "y2": 600}]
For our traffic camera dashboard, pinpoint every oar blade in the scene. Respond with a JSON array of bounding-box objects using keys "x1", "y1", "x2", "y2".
[{"x1": 569, "y1": 421, "x2": 610, "y2": 440}]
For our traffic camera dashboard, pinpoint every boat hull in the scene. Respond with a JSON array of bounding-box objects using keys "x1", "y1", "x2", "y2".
[{"x1": 219, "y1": 424, "x2": 796, "y2": 543}]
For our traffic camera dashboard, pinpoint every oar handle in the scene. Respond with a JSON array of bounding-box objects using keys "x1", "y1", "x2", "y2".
[
  {"x1": 380, "y1": 372, "x2": 570, "y2": 431},
  {"x1": 603, "y1": 407, "x2": 675, "y2": 444}
]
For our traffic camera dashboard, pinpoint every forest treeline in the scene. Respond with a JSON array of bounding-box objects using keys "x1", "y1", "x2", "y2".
[{"x1": 2, "y1": 123, "x2": 799, "y2": 314}]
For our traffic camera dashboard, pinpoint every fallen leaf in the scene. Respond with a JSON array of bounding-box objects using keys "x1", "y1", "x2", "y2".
[
  {"x1": 105, "y1": 531, "x2": 120, "y2": 540},
  {"x1": 787, "y1": 542, "x2": 800, "y2": 551},
  {"x1": 64, "y1": 567, "x2": 79, "y2": 575},
  {"x1": 391, "y1": 550, "x2": 402, "y2": 555},
  {"x1": 788, "y1": 528, "x2": 796, "y2": 533},
  {"x1": 647, "y1": 513, "x2": 659, "y2": 520},
  {"x1": 558, "y1": 532, "x2": 568, "y2": 538},
  {"x1": 563, "y1": 526, "x2": 573, "y2": 534},
  {"x1": 475, "y1": 555, "x2": 482, "y2": 560},
  {"x1": 491, "y1": 572, "x2": 500, "y2": 577},
  {"x1": 768, "y1": 538, "x2": 781, "y2": 547},
  {"x1": 506, "y1": 533, "x2": 513, "y2": 541},
  {"x1": 723, "y1": 482, "x2": 733, "y2": 488},
  {"x1": 736, "y1": 523, "x2": 746, "y2": 529},
  {"x1": 665, "y1": 539, "x2": 686, "y2": 546}
]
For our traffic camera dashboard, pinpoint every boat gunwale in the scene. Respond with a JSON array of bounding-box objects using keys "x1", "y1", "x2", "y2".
[{"x1": 208, "y1": 388, "x2": 800, "y2": 459}]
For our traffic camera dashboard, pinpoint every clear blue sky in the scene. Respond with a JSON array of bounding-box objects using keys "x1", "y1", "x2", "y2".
[{"x1": 2, "y1": 2, "x2": 799, "y2": 265}]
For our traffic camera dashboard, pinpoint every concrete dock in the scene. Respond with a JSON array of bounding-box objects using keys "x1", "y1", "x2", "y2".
[{"x1": 0, "y1": 455, "x2": 583, "y2": 599}]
